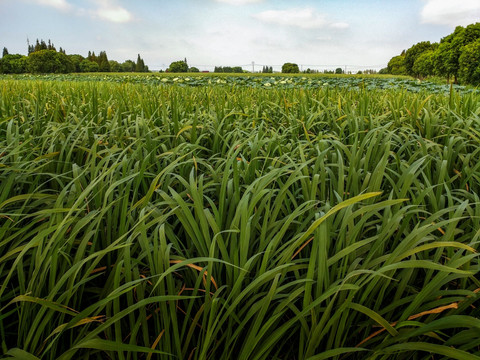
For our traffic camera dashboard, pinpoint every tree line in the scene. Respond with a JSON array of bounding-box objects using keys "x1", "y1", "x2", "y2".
[
  {"x1": 0, "y1": 39, "x2": 149, "y2": 74},
  {"x1": 385, "y1": 22, "x2": 480, "y2": 85}
]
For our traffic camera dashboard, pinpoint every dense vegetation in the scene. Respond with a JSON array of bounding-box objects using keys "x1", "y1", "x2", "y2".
[
  {"x1": 0, "y1": 72, "x2": 475, "y2": 94},
  {"x1": 0, "y1": 75, "x2": 479, "y2": 359},
  {"x1": 0, "y1": 39, "x2": 149, "y2": 74},
  {"x1": 386, "y1": 22, "x2": 480, "y2": 85}
]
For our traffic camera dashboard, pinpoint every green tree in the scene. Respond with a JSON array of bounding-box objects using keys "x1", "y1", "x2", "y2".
[
  {"x1": 121, "y1": 60, "x2": 136, "y2": 72},
  {"x1": 109, "y1": 60, "x2": 121, "y2": 72},
  {"x1": 98, "y1": 51, "x2": 111, "y2": 72},
  {"x1": 387, "y1": 55, "x2": 407, "y2": 75},
  {"x1": 458, "y1": 39, "x2": 480, "y2": 85},
  {"x1": 88, "y1": 51, "x2": 97, "y2": 64},
  {"x1": 412, "y1": 50, "x2": 435, "y2": 78},
  {"x1": 0, "y1": 54, "x2": 28, "y2": 74},
  {"x1": 2, "y1": 47, "x2": 8, "y2": 57},
  {"x1": 434, "y1": 23, "x2": 480, "y2": 82},
  {"x1": 168, "y1": 60, "x2": 188, "y2": 73},
  {"x1": 135, "y1": 54, "x2": 146, "y2": 72},
  {"x1": 28, "y1": 50, "x2": 74, "y2": 73},
  {"x1": 189, "y1": 67, "x2": 200, "y2": 73},
  {"x1": 79, "y1": 59, "x2": 99, "y2": 72},
  {"x1": 282, "y1": 63, "x2": 299, "y2": 73},
  {"x1": 335, "y1": 67, "x2": 343, "y2": 74},
  {"x1": 404, "y1": 41, "x2": 436, "y2": 76},
  {"x1": 68, "y1": 54, "x2": 84, "y2": 72}
]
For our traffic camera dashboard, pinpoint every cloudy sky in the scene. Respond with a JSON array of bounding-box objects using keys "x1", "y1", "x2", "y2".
[{"x1": 1, "y1": 0, "x2": 479, "y2": 71}]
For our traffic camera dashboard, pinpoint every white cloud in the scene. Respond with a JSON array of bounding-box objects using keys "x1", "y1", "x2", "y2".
[
  {"x1": 28, "y1": 0, "x2": 72, "y2": 11},
  {"x1": 91, "y1": 0, "x2": 133, "y2": 23},
  {"x1": 215, "y1": 0, "x2": 263, "y2": 4},
  {"x1": 253, "y1": 8, "x2": 349, "y2": 30},
  {"x1": 94, "y1": 6, "x2": 132, "y2": 23},
  {"x1": 330, "y1": 22, "x2": 350, "y2": 30},
  {"x1": 421, "y1": 0, "x2": 480, "y2": 27}
]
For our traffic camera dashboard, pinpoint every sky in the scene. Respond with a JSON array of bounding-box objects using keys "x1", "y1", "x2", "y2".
[{"x1": 1, "y1": 0, "x2": 479, "y2": 72}]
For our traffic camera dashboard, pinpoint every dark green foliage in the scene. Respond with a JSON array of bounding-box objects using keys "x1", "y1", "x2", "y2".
[
  {"x1": 214, "y1": 66, "x2": 244, "y2": 73},
  {"x1": 404, "y1": 41, "x2": 436, "y2": 76},
  {"x1": 0, "y1": 54, "x2": 28, "y2": 74},
  {"x1": 168, "y1": 60, "x2": 189, "y2": 72},
  {"x1": 437, "y1": 23, "x2": 480, "y2": 82},
  {"x1": 412, "y1": 50, "x2": 435, "y2": 78},
  {"x1": 135, "y1": 54, "x2": 148, "y2": 72},
  {"x1": 459, "y1": 39, "x2": 480, "y2": 85},
  {"x1": 121, "y1": 59, "x2": 136, "y2": 72},
  {"x1": 262, "y1": 66, "x2": 273, "y2": 73},
  {"x1": 67, "y1": 54, "x2": 84, "y2": 73},
  {"x1": 2, "y1": 47, "x2": 8, "y2": 57},
  {"x1": 98, "y1": 51, "x2": 110, "y2": 72},
  {"x1": 335, "y1": 67, "x2": 344, "y2": 74},
  {"x1": 87, "y1": 51, "x2": 97, "y2": 63},
  {"x1": 389, "y1": 22, "x2": 480, "y2": 84},
  {"x1": 109, "y1": 60, "x2": 121, "y2": 72},
  {"x1": 28, "y1": 50, "x2": 74, "y2": 73},
  {"x1": 387, "y1": 55, "x2": 407, "y2": 75},
  {"x1": 79, "y1": 59, "x2": 99, "y2": 72},
  {"x1": 189, "y1": 66, "x2": 200, "y2": 72},
  {"x1": 282, "y1": 62, "x2": 300, "y2": 73}
]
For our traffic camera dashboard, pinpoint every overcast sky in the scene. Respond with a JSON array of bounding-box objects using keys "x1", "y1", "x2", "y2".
[{"x1": 1, "y1": 0, "x2": 479, "y2": 71}]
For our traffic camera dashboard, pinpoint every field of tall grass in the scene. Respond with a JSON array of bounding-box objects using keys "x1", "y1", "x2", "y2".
[{"x1": 1, "y1": 78, "x2": 480, "y2": 359}]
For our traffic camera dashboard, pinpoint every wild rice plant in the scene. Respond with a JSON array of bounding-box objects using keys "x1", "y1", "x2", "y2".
[{"x1": 0, "y1": 79, "x2": 479, "y2": 359}]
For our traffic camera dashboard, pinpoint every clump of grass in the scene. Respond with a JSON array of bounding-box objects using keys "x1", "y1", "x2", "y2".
[{"x1": 0, "y1": 79, "x2": 479, "y2": 359}]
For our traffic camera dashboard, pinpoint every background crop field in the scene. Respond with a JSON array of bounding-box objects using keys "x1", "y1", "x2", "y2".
[{"x1": 1, "y1": 76, "x2": 480, "y2": 359}]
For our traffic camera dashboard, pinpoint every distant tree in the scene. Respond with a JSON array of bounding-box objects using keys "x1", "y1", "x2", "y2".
[
  {"x1": 98, "y1": 51, "x2": 110, "y2": 72},
  {"x1": 109, "y1": 60, "x2": 121, "y2": 72},
  {"x1": 282, "y1": 63, "x2": 299, "y2": 73},
  {"x1": 33, "y1": 39, "x2": 48, "y2": 52},
  {"x1": 28, "y1": 50, "x2": 74, "y2": 73},
  {"x1": 121, "y1": 60, "x2": 136, "y2": 72},
  {"x1": 458, "y1": 39, "x2": 480, "y2": 85},
  {"x1": 0, "y1": 54, "x2": 28, "y2": 74},
  {"x1": 168, "y1": 60, "x2": 188, "y2": 73},
  {"x1": 79, "y1": 59, "x2": 99, "y2": 72},
  {"x1": 232, "y1": 66, "x2": 243, "y2": 73},
  {"x1": 68, "y1": 54, "x2": 84, "y2": 72},
  {"x1": 135, "y1": 54, "x2": 147, "y2": 72},
  {"x1": 335, "y1": 67, "x2": 343, "y2": 74},
  {"x1": 378, "y1": 67, "x2": 389, "y2": 74},
  {"x1": 189, "y1": 67, "x2": 200, "y2": 73},
  {"x1": 2, "y1": 47, "x2": 8, "y2": 57},
  {"x1": 88, "y1": 51, "x2": 97, "y2": 64},
  {"x1": 47, "y1": 39, "x2": 56, "y2": 51},
  {"x1": 387, "y1": 55, "x2": 407, "y2": 75}
]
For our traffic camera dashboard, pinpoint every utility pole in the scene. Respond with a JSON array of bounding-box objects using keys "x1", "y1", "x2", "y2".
[{"x1": 252, "y1": 61, "x2": 255, "y2": 73}]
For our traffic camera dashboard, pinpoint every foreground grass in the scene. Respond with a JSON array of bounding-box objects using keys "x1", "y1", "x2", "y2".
[{"x1": 0, "y1": 80, "x2": 479, "y2": 359}]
